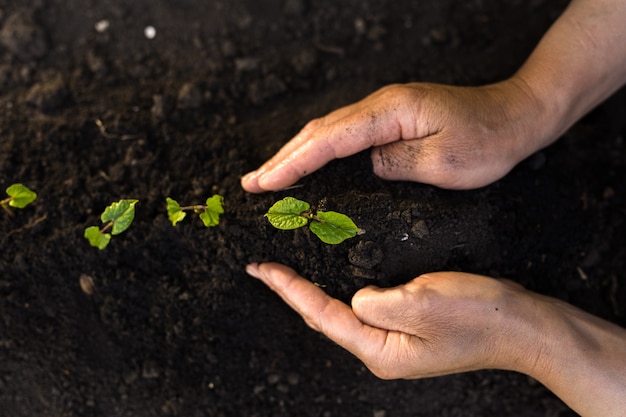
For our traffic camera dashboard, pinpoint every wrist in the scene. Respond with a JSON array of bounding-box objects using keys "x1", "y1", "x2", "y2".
[
  {"x1": 494, "y1": 289, "x2": 626, "y2": 416},
  {"x1": 483, "y1": 76, "x2": 564, "y2": 165}
]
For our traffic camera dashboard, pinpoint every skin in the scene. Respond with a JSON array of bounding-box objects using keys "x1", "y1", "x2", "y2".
[
  {"x1": 241, "y1": 0, "x2": 626, "y2": 415},
  {"x1": 246, "y1": 263, "x2": 626, "y2": 417}
]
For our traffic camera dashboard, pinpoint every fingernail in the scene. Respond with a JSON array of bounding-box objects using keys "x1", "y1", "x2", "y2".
[
  {"x1": 241, "y1": 171, "x2": 257, "y2": 185},
  {"x1": 245, "y1": 263, "x2": 262, "y2": 279}
]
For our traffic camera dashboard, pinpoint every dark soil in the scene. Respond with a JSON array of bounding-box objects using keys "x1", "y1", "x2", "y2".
[{"x1": 1, "y1": 1, "x2": 624, "y2": 416}]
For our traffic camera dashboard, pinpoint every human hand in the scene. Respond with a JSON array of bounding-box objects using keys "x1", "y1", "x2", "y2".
[
  {"x1": 241, "y1": 79, "x2": 549, "y2": 192},
  {"x1": 246, "y1": 262, "x2": 626, "y2": 416},
  {"x1": 245, "y1": 262, "x2": 536, "y2": 379}
]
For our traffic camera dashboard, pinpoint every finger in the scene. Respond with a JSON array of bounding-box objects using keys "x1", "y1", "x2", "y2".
[
  {"x1": 241, "y1": 97, "x2": 408, "y2": 192},
  {"x1": 241, "y1": 92, "x2": 389, "y2": 192},
  {"x1": 245, "y1": 262, "x2": 389, "y2": 359}
]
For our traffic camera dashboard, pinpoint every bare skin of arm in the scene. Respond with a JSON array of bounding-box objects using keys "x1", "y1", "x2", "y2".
[
  {"x1": 241, "y1": 0, "x2": 626, "y2": 192},
  {"x1": 246, "y1": 263, "x2": 626, "y2": 417}
]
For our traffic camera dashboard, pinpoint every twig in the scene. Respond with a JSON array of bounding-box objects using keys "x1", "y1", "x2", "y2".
[{"x1": 5, "y1": 214, "x2": 47, "y2": 237}]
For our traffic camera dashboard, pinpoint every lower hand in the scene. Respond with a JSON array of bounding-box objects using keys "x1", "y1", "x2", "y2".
[
  {"x1": 246, "y1": 262, "x2": 626, "y2": 417},
  {"x1": 245, "y1": 262, "x2": 535, "y2": 379}
]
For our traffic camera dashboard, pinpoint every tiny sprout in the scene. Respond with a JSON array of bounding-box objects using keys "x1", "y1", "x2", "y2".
[
  {"x1": 1, "y1": 183, "x2": 37, "y2": 216},
  {"x1": 85, "y1": 199, "x2": 138, "y2": 250},
  {"x1": 166, "y1": 195, "x2": 224, "y2": 227},
  {"x1": 265, "y1": 196, "x2": 362, "y2": 244}
]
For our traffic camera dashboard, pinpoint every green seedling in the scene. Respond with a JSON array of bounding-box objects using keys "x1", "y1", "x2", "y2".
[
  {"x1": 1, "y1": 183, "x2": 37, "y2": 216},
  {"x1": 265, "y1": 196, "x2": 361, "y2": 244},
  {"x1": 85, "y1": 199, "x2": 138, "y2": 250},
  {"x1": 166, "y1": 195, "x2": 224, "y2": 227}
]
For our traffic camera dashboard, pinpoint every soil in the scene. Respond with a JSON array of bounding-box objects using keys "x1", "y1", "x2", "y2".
[{"x1": 1, "y1": 1, "x2": 624, "y2": 416}]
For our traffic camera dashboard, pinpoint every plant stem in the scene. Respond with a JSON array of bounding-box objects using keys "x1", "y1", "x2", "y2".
[
  {"x1": 100, "y1": 221, "x2": 113, "y2": 234},
  {"x1": 0, "y1": 199, "x2": 14, "y2": 216},
  {"x1": 181, "y1": 205, "x2": 207, "y2": 213}
]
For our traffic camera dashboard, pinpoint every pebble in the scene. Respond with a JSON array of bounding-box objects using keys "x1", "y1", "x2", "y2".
[
  {"x1": 144, "y1": 26, "x2": 156, "y2": 39},
  {"x1": 411, "y1": 220, "x2": 430, "y2": 239}
]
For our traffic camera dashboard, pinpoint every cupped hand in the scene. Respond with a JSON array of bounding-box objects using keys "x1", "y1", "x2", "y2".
[
  {"x1": 241, "y1": 79, "x2": 546, "y2": 192},
  {"x1": 245, "y1": 262, "x2": 538, "y2": 379}
]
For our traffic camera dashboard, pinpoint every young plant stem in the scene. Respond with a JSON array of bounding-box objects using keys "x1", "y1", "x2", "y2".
[
  {"x1": 180, "y1": 204, "x2": 208, "y2": 213},
  {"x1": 100, "y1": 221, "x2": 113, "y2": 234},
  {"x1": 0, "y1": 199, "x2": 14, "y2": 216}
]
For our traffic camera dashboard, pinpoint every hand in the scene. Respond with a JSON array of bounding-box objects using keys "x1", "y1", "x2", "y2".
[
  {"x1": 246, "y1": 262, "x2": 535, "y2": 379},
  {"x1": 246, "y1": 262, "x2": 626, "y2": 416},
  {"x1": 241, "y1": 79, "x2": 549, "y2": 192}
]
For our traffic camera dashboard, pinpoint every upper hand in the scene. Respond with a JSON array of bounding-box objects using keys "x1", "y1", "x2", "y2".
[{"x1": 241, "y1": 80, "x2": 545, "y2": 192}]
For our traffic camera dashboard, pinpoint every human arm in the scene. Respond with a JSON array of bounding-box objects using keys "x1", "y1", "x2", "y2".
[
  {"x1": 241, "y1": 0, "x2": 626, "y2": 192},
  {"x1": 246, "y1": 262, "x2": 626, "y2": 417}
]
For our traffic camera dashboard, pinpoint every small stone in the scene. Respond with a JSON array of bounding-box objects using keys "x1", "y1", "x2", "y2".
[
  {"x1": 94, "y1": 20, "x2": 110, "y2": 33},
  {"x1": 144, "y1": 26, "x2": 156, "y2": 39},
  {"x1": 79, "y1": 274, "x2": 95, "y2": 296},
  {"x1": 411, "y1": 220, "x2": 429, "y2": 239}
]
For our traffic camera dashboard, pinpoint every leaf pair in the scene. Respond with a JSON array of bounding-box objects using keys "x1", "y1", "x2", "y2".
[
  {"x1": 265, "y1": 197, "x2": 361, "y2": 244},
  {"x1": 166, "y1": 195, "x2": 224, "y2": 227},
  {"x1": 1, "y1": 183, "x2": 37, "y2": 215},
  {"x1": 84, "y1": 199, "x2": 138, "y2": 250}
]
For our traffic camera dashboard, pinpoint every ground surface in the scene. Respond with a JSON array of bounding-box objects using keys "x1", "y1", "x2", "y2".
[{"x1": 1, "y1": 1, "x2": 625, "y2": 416}]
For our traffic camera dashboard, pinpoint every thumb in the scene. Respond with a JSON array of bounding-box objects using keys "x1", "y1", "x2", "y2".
[{"x1": 351, "y1": 285, "x2": 422, "y2": 333}]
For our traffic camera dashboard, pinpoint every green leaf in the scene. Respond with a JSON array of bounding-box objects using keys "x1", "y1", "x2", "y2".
[
  {"x1": 166, "y1": 197, "x2": 186, "y2": 226},
  {"x1": 84, "y1": 226, "x2": 111, "y2": 250},
  {"x1": 6, "y1": 184, "x2": 37, "y2": 208},
  {"x1": 199, "y1": 194, "x2": 224, "y2": 227},
  {"x1": 101, "y1": 199, "x2": 138, "y2": 235},
  {"x1": 309, "y1": 211, "x2": 360, "y2": 244},
  {"x1": 265, "y1": 197, "x2": 310, "y2": 230}
]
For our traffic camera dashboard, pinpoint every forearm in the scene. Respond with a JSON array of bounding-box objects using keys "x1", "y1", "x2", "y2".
[
  {"x1": 511, "y1": 0, "x2": 626, "y2": 153},
  {"x1": 503, "y1": 292, "x2": 626, "y2": 417}
]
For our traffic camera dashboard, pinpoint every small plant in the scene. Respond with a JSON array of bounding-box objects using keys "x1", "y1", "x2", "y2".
[
  {"x1": 265, "y1": 196, "x2": 361, "y2": 244},
  {"x1": 1, "y1": 183, "x2": 37, "y2": 216},
  {"x1": 166, "y1": 195, "x2": 224, "y2": 227},
  {"x1": 84, "y1": 199, "x2": 138, "y2": 250}
]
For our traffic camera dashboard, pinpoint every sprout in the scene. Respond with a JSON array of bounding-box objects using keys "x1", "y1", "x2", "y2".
[
  {"x1": 1, "y1": 183, "x2": 37, "y2": 216},
  {"x1": 266, "y1": 197, "x2": 361, "y2": 244},
  {"x1": 85, "y1": 199, "x2": 138, "y2": 250},
  {"x1": 166, "y1": 195, "x2": 224, "y2": 227}
]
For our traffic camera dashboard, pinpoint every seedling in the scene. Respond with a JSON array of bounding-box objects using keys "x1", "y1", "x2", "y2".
[
  {"x1": 265, "y1": 196, "x2": 361, "y2": 244},
  {"x1": 166, "y1": 195, "x2": 224, "y2": 227},
  {"x1": 84, "y1": 199, "x2": 138, "y2": 250},
  {"x1": 1, "y1": 183, "x2": 37, "y2": 216}
]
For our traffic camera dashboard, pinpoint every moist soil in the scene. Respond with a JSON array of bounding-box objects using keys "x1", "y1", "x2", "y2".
[{"x1": 1, "y1": 1, "x2": 625, "y2": 416}]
